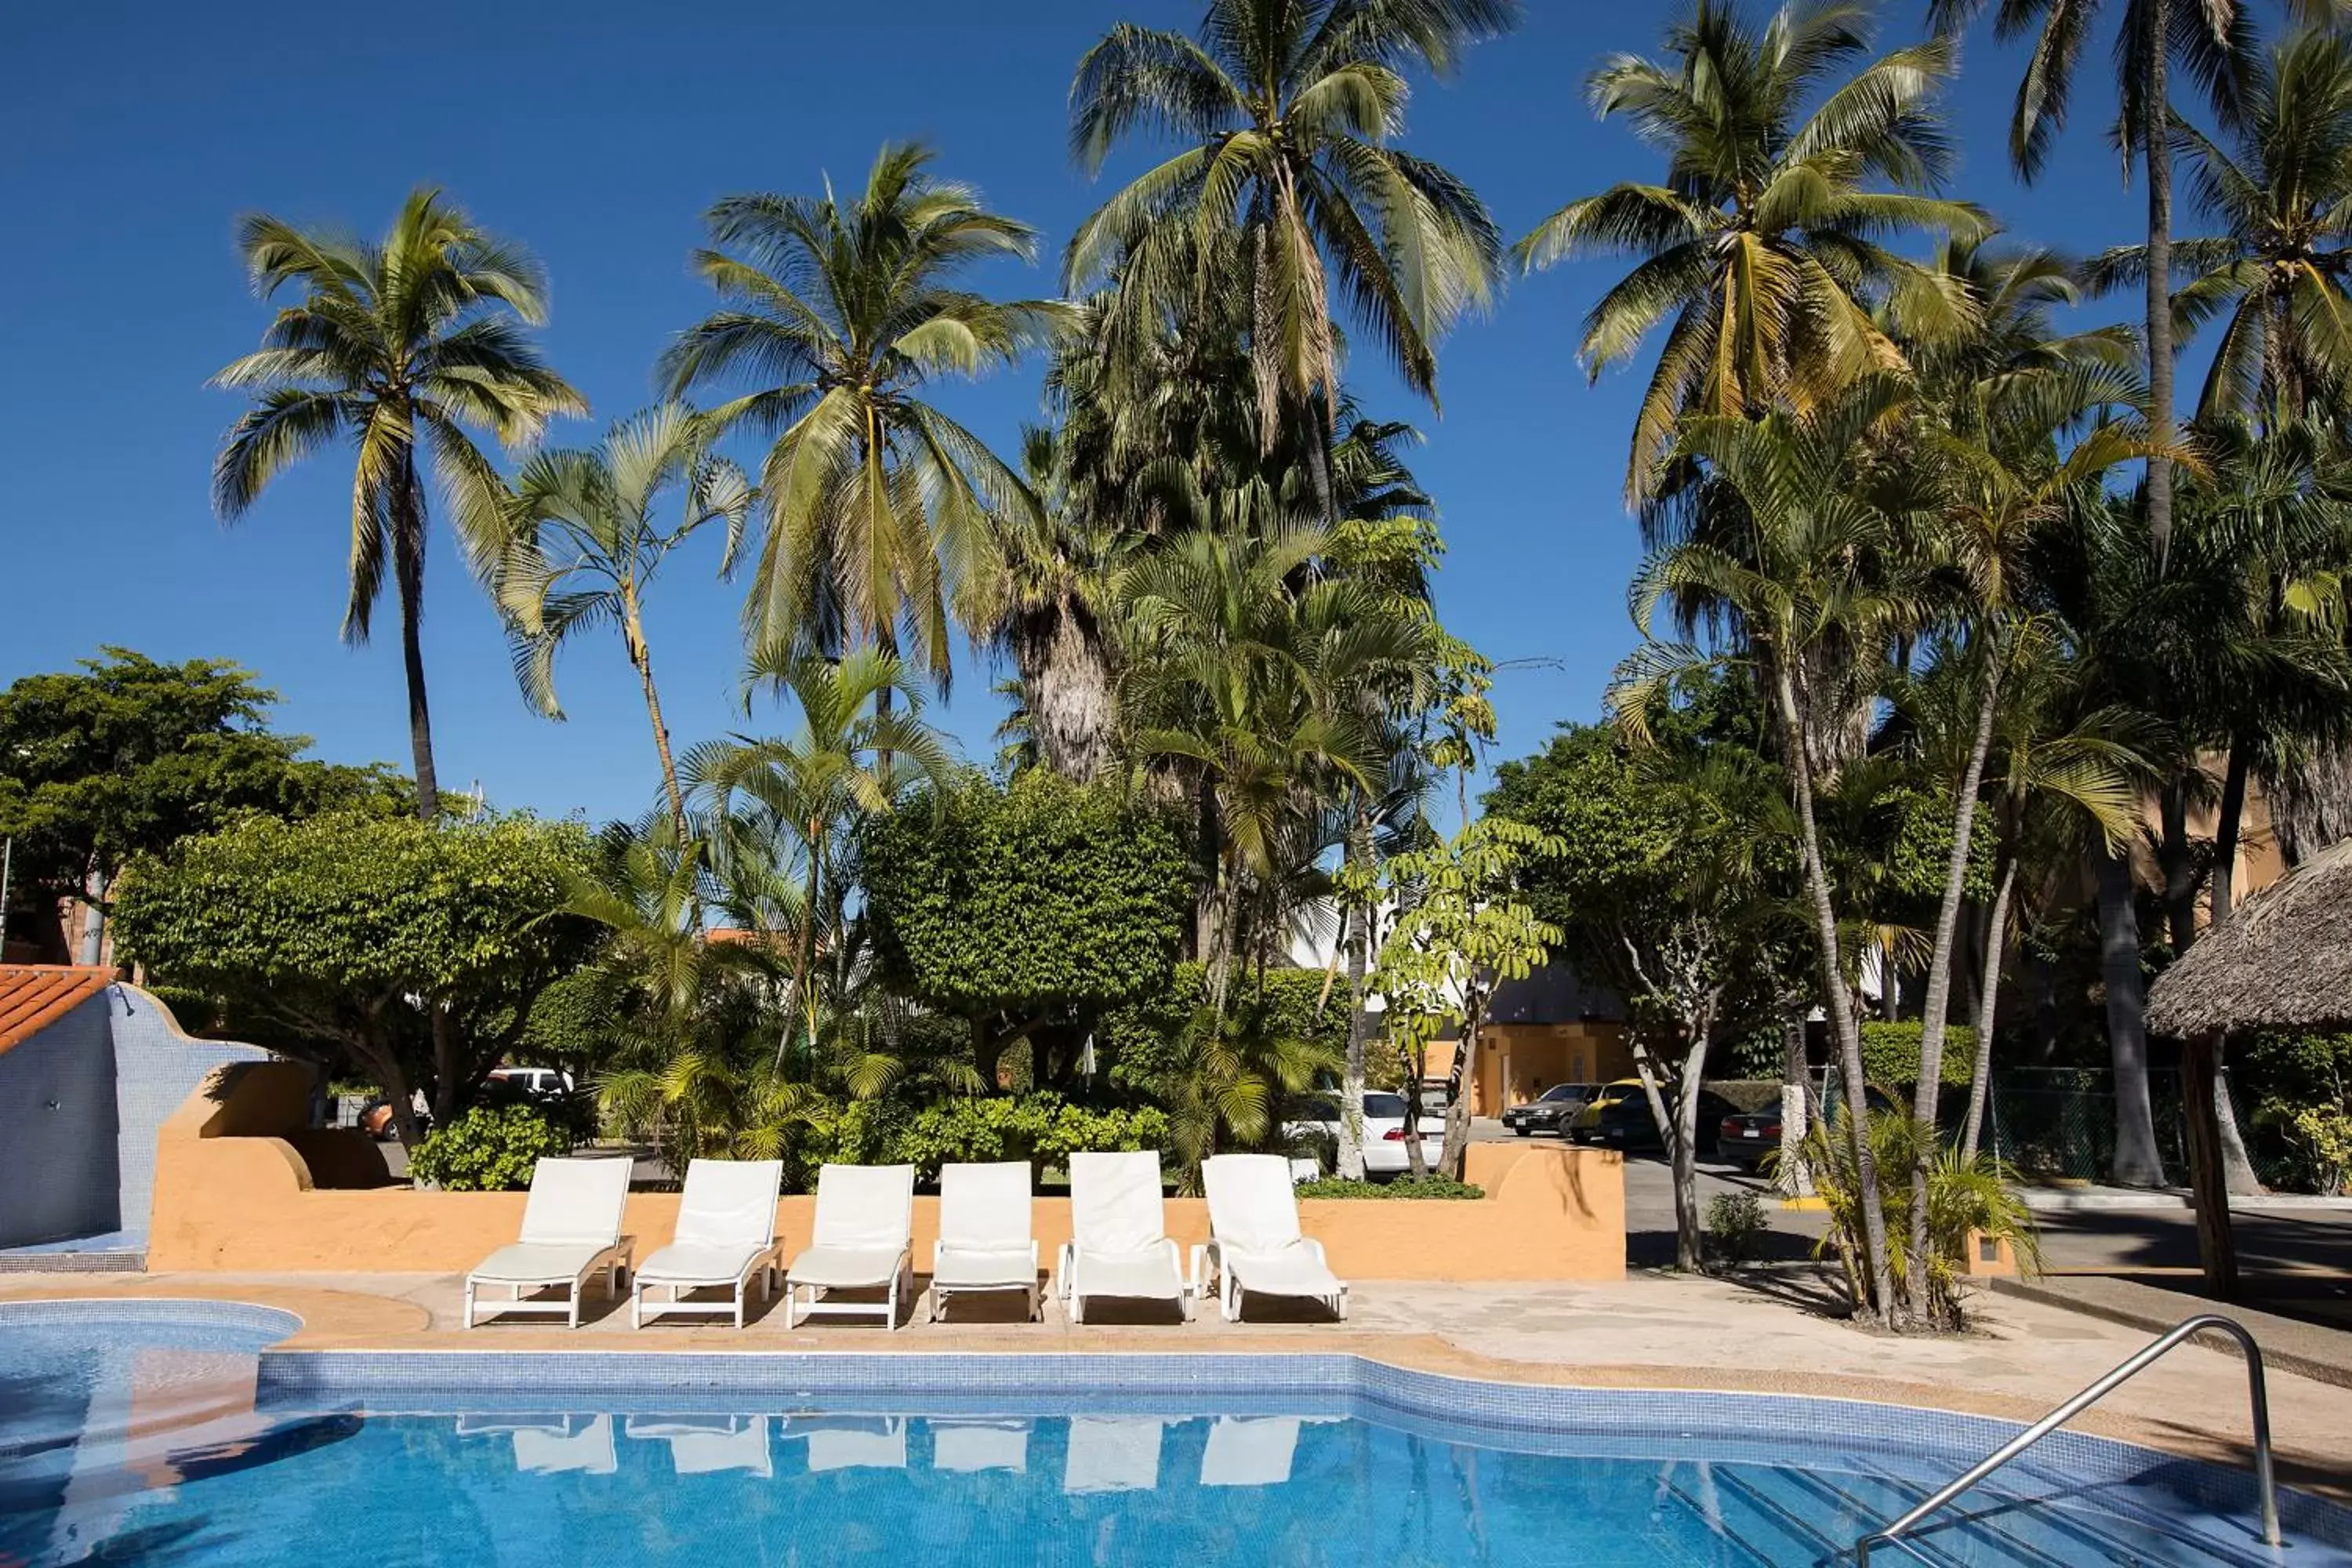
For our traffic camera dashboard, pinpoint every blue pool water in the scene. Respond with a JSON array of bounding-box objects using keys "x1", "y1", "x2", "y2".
[{"x1": 3, "y1": 1303, "x2": 2345, "y2": 1567}]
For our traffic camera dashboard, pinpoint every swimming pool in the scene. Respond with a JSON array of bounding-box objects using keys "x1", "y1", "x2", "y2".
[{"x1": 5, "y1": 1302, "x2": 2346, "y2": 1566}]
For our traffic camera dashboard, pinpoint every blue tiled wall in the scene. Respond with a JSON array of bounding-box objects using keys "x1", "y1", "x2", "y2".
[
  {"x1": 106, "y1": 985, "x2": 269, "y2": 1247},
  {"x1": 0, "y1": 995, "x2": 119, "y2": 1246}
]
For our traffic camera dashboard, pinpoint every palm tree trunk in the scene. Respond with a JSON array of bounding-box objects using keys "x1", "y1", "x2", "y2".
[
  {"x1": 2097, "y1": 838, "x2": 2167, "y2": 1185},
  {"x1": 394, "y1": 465, "x2": 441, "y2": 822},
  {"x1": 1908, "y1": 650, "x2": 2002, "y2": 1305},
  {"x1": 1961, "y1": 853, "x2": 2020, "y2": 1161},
  {"x1": 1779, "y1": 1009, "x2": 1813, "y2": 1198},
  {"x1": 2205, "y1": 746, "x2": 2264, "y2": 1196},
  {"x1": 1338, "y1": 807, "x2": 1373, "y2": 1182},
  {"x1": 624, "y1": 590, "x2": 688, "y2": 840},
  {"x1": 1776, "y1": 663, "x2": 1895, "y2": 1323},
  {"x1": 2160, "y1": 782, "x2": 2198, "y2": 950},
  {"x1": 2145, "y1": 0, "x2": 2178, "y2": 555}
]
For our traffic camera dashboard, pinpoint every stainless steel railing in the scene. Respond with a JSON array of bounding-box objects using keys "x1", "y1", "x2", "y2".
[{"x1": 1854, "y1": 1313, "x2": 2281, "y2": 1564}]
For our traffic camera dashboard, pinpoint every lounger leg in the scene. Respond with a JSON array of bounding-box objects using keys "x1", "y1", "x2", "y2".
[
  {"x1": 463, "y1": 1282, "x2": 475, "y2": 1329},
  {"x1": 568, "y1": 1284, "x2": 581, "y2": 1330},
  {"x1": 631, "y1": 1279, "x2": 643, "y2": 1330}
]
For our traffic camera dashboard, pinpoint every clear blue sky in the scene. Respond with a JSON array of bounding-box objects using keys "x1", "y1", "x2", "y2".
[{"x1": 0, "y1": 2, "x2": 2183, "y2": 826}]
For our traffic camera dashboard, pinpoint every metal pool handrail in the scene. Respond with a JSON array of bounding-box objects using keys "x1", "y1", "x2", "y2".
[{"x1": 1853, "y1": 1313, "x2": 2281, "y2": 1564}]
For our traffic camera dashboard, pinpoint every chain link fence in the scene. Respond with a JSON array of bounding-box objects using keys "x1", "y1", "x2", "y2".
[{"x1": 1984, "y1": 1066, "x2": 2258, "y2": 1186}]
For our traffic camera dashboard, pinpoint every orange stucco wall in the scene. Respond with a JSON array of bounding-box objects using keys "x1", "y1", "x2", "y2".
[
  {"x1": 147, "y1": 1065, "x2": 1624, "y2": 1282},
  {"x1": 1472, "y1": 1022, "x2": 1633, "y2": 1114}
]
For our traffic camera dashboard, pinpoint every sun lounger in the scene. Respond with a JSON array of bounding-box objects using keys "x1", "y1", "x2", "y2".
[
  {"x1": 1062, "y1": 1415, "x2": 1167, "y2": 1494},
  {"x1": 930, "y1": 1161, "x2": 1039, "y2": 1322},
  {"x1": 1197, "y1": 1152, "x2": 1348, "y2": 1322},
  {"x1": 623, "y1": 1414, "x2": 774, "y2": 1477},
  {"x1": 928, "y1": 1417, "x2": 1032, "y2": 1473},
  {"x1": 1057, "y1": 1150, "x2": 1188, "y2": 1323},
  {"x1": 782, "y1": 1163, "x2": 916, "y2": 1330},
  {"x1": 630, "y1": 1158, "x2": 784, "y2": 1328},
  {"x1": 463, "y1": 1156, "x2": 634, "y2": 1328}
]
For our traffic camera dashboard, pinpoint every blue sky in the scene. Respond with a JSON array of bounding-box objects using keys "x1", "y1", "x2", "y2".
[{"x1": 0, "y1": 2, "x2": 2187, "y2": 827}]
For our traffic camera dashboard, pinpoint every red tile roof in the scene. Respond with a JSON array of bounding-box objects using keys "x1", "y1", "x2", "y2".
[{"x1": 0, "y1": 965, "x2": 114, "y2": 1056}]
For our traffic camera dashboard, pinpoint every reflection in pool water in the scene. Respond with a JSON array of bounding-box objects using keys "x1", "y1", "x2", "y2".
[{"x1": 2, "y1": 1305, "x2": 2347, "y2": 1568}]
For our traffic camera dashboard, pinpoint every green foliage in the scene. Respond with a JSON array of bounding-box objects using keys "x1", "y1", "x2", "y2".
[
  {"x1": 888, "y1": 1094, "x2": 1171, "y2": 1184},
  {"x1": 406, "y1": 1104, "x2": 577, "y2": 1192},
  {"x1": 2282, "y1": 1107, "x2": 2352, "y2": 1197},
  {"x1": 1704, "y1": 1191, "x2": 1769, "y2": 1266},
  {"x1": 1098, "y1": 963, "x2": 1348, "y2": 1105},
  {"x1": 1370, "y1": 818, "x2": 1563, "y2": 1056},
  {"x1": 1860, "y1": 1021, "x2": 1979, "y2": 1088},
  {"x1": 1296, "y1": 1176, "x2": 1484, "y2": 1200},
  {"x1": 112, "y1": 811, "x2": 597, "y2": 1121},
  {"x1": 2243, "y1": 1029, "x2": 2352, "y2": 1192},
  {"x1": 863, "y1": 772, "x2": 1193, "y2": 1022},
  {"x1": 0, "y1": 648, "x2": 407, "y2": 919}
]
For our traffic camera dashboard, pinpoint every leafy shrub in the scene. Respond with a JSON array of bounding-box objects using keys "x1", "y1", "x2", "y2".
[
  {"x1": 407, "y1": 1104, "x2": 577, "y2": 1192},
  {"x1": 1858, "y1": 1022, "x2": 1976, "y2": 1089},
  {"x1": 1296, "y1": 1175, "x2": 1483, "y2": 1200},
  {"x1": 1100, "y1": 962, "x2": 1350, "y2": 1104},
  {"x1": 2284, "y1": 1106, "x2": 2352, "y2": 1196},
  {"x1": 891, "y1": 1093, "x2": 1170, "y2": 1182},
  {"x1": 1704, "y1": 1191, "x2": 1768, "y2": 1265}
]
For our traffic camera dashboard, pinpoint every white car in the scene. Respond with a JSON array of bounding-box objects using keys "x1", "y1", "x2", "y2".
[
  {"x1": 1284, "y1": 1091, "x2": 1447, "y2": 1178},
  {"x1": 488, "y1": 1065, "x2": 574, "y2": 1098}
]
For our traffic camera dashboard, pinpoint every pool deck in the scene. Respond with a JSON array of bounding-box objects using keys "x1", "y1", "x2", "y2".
[{"x1": 5, "y1": 1266, "x2": 2347, "y2": 1503}]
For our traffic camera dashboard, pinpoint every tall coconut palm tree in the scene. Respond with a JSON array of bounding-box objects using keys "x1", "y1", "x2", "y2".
[
  {"x1": 499, "y1": 402, "x2": 753, "y2": 835},
  {"x1": 2087, "y1": 27, "x2": 2352, "y2": 423},
  {"x1": 1518, "y1": 0, "x2": 1987, "y2": 500},
  {"x1": 1925, "y1": 0, "x2": 2258, "y2": 554},
  {"x1": 1068, "y1": 0, "x2": 1513, "y2": 477},
  {"x1": 661, "y1": 143, "x2": 1065, "y2": 678},
  {"x1": 211, "y1": 187, "x2": 584, "y2": 820}
]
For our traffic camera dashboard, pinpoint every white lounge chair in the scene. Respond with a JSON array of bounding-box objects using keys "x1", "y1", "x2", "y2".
[
  {"x1": 1062, "y1": 1416, "x2": 1167, "y2": 1494},
  {"x1": 1196, "y1": 1153, "x2": 1348, "y2": 1321},
  {"x1": 928, "y1": 1417, "x2": 1032, "y2": 1474},
  {"x1": 512, "y1": 1414, "x2": 617, "y2": 1475},
  {"x1": 624, "y1": 1414, "x2": 774, "y2": 1477},
  {"x1": 1057, "y1": 1150, "x2": 1188, "y2": 1324},
  {"x1": 930, "y1": 1161, "x2": 1039, "y2": 1322},
  {"x1": 463, "y1": 1156, "x2": 634, "y2": 1328},
  {"x1": 630, "y1": 1158, "x2": 785, "y2": 1329},
  {"x1": 782, "y1": 1163, "x2": 916, "y2": 1330}
]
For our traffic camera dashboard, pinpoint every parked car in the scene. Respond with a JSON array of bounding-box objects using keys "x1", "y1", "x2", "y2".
[
  {"x1": 1717, "y1": 1084, "x2": 1899, "y2": 1171},
  {"x1": 1564, "y1": 1078, "x2": 1648, "y2": 1142},
  {"x1": 487, "y1": 1065, "x2": 574, "y2": 1099},
  {"x1": 1501, "y1": 1083, "x2": 1598, "y2": 1137},
  {"x1": 1285, "y1": 1091, "x2": 1447, "y2": 1177},
  {"x1": 1581, "y1": 1089, "x2": 1738, "y2": 1156}
]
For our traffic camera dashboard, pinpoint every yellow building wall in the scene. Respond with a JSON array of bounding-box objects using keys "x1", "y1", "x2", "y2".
[{"x1": 1469, "y1": 1023, "x2": 1633, "y2": 1115}]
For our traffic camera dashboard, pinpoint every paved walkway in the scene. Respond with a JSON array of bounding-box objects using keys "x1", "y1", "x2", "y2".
[{"x1": 7, "y1": 1265, "x2": 2347, "y2": 1501}]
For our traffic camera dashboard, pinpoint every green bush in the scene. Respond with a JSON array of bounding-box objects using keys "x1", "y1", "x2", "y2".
[
  {"x1": 891, "y1": 1094, "x2": 1170, "y2": 1183},
  {"x1": 1099, "y1": 962, "x2": 1351, "y2": 1104},
  {"x1": 1859, "y1": 1021, "x2": 1977, "y2": 1089},
  {"x1": 406, "y1": 1104, "x2": 577, "y2": 1192},
  {"x1": 1705, "y1": 1190, "x2": 1768, "y2": 1265},
  {"x1": 1296, "y1": 1175, "x2": 1483, "y2": 1200}
]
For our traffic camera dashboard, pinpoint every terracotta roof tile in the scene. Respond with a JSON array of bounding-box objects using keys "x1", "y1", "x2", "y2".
[{"x1": 0, "y1": 965, "x2": 114, "y2": 1056}]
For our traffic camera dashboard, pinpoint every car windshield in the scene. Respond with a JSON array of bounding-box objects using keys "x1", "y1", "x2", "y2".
[
  {"x1": 1539, "y1": 1085, "x2": 1581, "y2": 1102},
  {"x1": 1362, "y1": 1093, "x2": 1410, "y2": 1119}
]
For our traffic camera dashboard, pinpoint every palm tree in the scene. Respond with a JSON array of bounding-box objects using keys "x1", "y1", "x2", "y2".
[
  {"x1": 211, "y1": 187, "x2": 584, "y2": 820},
  {"x1": 1619, "y1": 376, "x2": 1939, "y2": 1324},
  {"x1": 2087, "y1": 27, "x2": 2352, "y2": 423},
  {"x1": 1068, "y1": 0, "x2": 1512, "y2": 483},
  {"x1": 1516, "y1": 0, "x2": 1986, "y2": 500},
  {"x1": 499, "y1": 402, "x2": 753, "y2": 835},
  {"x1": 687, "y1": 647, "x2": 956, "y2": 1058},
  {"x1": 1925, "y1": 0, "x2": 2257, "y2": 554},
  {"x1": 660, "y1": 143, "x2": 1065, "y2": 677}
]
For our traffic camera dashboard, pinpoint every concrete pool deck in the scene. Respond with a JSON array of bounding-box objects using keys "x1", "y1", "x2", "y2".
[{"x1": 5, "y1": 1266, "x2": 2347, "y2": 1504}]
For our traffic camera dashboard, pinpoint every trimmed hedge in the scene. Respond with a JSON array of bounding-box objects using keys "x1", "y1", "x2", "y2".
[
  {"x1": 1859, "y1": 1021, "x2": 1977, "y2": 1088},
  {"x1": 1296, "y1": 1175, "x2": 1483, "y2": 1200}
]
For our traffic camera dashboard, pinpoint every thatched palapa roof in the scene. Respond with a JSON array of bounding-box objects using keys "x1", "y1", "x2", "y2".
[{"x1": 2146, "y1": 837, "x2": 2352, "y2": 1038}]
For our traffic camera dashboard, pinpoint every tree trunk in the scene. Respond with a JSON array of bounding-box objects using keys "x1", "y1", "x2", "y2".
[
  {"x1": 75, "y1": 861, "x2": 108, "y2": 967},
  {"x1": 1439, "y1": 1005, "x2": 1479, "y2": 1180},
  {"x1": 394, "y1": 465, "x2": 441, "y2": 822},
  {"x1": 1337, "y1": 810, "x2": 1372, "y2": 1182},
  {"x1": 427, "y1": 1004, "x2": 464, "y2": 1131},
  {"x1": 2145, "y1": 0, "x2": 2177, "y2": 557},
  {"x1": 2159, "y1": 782, "x2": 2198, "y2": 951},
  {"x1": 1777, "y1": 664, "x2": 1895, "y2": 1323},
  {"x1": 1401, "y1": 1041, "x2": 1429, "y2": 1178},
  {"x1": 2097, "y1": 840, "x2": 2167, "y2": 1186},
  {"x1": 1672, "y1": 1016, "x2": 1714, "y2": 1272},
  {"x1": 1018, "y1": 601, "x2": 1116, "y2": 782},
  {"x1": 1778, "y1": 1013, "x2": 1813, "y2": 1197},
  {"x1": 624, "y1": 592, "x2": 688, "y2": 840},
  {"x1": 1961, "y1": 855, "x2": 2020, "y2": 1162},
  {"x1": 2205, "y1": 746, "x2": 2265, "y2": 1196},
  {"x1": 1910, "y1": 652, "x2": 2002, "y2": 1311},
  {"x1": 2182, "y1": 1031, "x2": 2241, "y2": 1301}
]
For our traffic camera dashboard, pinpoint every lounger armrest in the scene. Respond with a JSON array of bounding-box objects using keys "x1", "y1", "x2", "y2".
[
  {"x1": 1190, "y1": 1242, "x2": 1210, "y2": 1298},
  {"x1": 1054, "y1": 1241, "x2": 1075, "y2": 1301}
]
